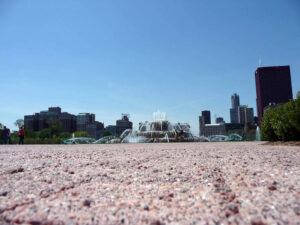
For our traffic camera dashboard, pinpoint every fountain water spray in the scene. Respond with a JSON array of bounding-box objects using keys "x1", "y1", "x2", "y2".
[
  {"x1": 256, "y1": 126, "x2": 261, "y2": 141},
  {"x1": 121, "y1": 111, "x2": 199, "y2": 143}
]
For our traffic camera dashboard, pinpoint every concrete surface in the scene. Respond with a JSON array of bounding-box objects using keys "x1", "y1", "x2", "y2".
[{"x1": 0, "y1": 142, "x2": 299, "y2": 225}]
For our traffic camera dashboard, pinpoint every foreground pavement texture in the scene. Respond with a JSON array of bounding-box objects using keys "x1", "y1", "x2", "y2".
[{"x1": 0, "y1": 143, "x2": 299, "y2": 225}]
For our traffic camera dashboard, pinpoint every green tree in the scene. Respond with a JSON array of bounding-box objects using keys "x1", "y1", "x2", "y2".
[
  {"x1": 47, "y1": 120, "x2": 62, "y2": 137},
  {"x1": 39, "y1": 128, "x2": 52, "y2": 139},
  {"x1": 261, "y1": 107, "x2": 277, "y2": 141},
  {"x1": 9, "y1": 131, "x2": 19, "y2": 144},
  {"x1": 24, "y1": 129, "x2": 37, "y2": 138},
  {"x1": 280, "y1": 100, "x2": 299, "y2": 141},
  {"x1": 59, "y1": 132, "x2": 72, "y2": 139},
  {"x1": 102, "y1": 130, "x2": 112, "y2": 137},
  {"x1": 74, "y1": 131, "x2": 89, "y2": 137},
  {"x1": 14, "y1": 119, "x2": 24, "y2": 128}
]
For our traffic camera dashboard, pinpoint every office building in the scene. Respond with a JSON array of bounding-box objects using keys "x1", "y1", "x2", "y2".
[
  {"x1": 77, "y1": 113, "x2": 104, "y2": 139},
  {"x1": 237, "y1": 106, "x2": 254, "y2": 124},
  {"x1": 116, "y1": 114, "x2": 133, "y2": 137},
  {"x1": 60, "y1": 112, "x2": 77, "y2": 133},
  {"x1": 201, "y1": 110, "x2": 211, "y2": 125},
  {"x1": 244, "y1": 107, "x2": 254, "y2": 124},
  {"x1": 253, "y1": 116, "x2": 258, "y2": 125},
  {"x1": 255, "y1": 65, "x2": 293, "y2": 124},
  {"x1": 231, "y1": 93, "x2": 240, "y2": 109},
  {"x1": 230, "y1": 108, "x2": 238, "y2": 124},
  {"x1": 199, "y1": 116, "x2": 244, "y2": 137},
  {"x1": 86, "y1": 121, "x2": 105, "y2": 140},
  {"x1": 77, "y1": 113, "x2": 96, "y2": 131},
  {"x1": 105, "y1": 125, "x2": 117, "y2": 136},
  {"x1": 24, "y1": 107, "x2": 76, "y2": 133},
  {"x1": 216, "y1": 117, "x2": 225, "y2": 124},
  {"x1": 199, "y1": 116, "x2": 223, "y2": 136},
  {"x1": 230, "y1": 93, "x2": 240, "y2": 123},
  {"x1": 229, "y1": 93, "x2": 255, "y2": 125}
]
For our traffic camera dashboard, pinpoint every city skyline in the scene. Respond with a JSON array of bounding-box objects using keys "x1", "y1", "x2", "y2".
[
  {"x1": 1, "y1": 0, "x2": 300, "y2": 134},
  {"x1": 0, "y1": 66, "x2": 298, "y2": 134}
]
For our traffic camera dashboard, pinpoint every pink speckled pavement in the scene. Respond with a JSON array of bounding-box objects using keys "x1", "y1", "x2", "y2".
[{"x1": 0, "y1": 142, "x2": 299, "y2": 225}]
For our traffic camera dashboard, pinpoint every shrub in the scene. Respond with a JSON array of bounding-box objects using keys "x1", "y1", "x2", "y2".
[
  {"x1": 261, "y1": 97, "x2": 300, "y2": 141},
  {"x1": 59, "y1": 132, "x2": 72, "y2": 139}
]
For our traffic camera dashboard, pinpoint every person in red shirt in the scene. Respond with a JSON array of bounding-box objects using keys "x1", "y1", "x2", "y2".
[
  {"x1": 18, "y1": 126, "x2": 25, "y2": 145},
  {"x1": 2, "y1": 126, "x2": 10, "y2": 144}
]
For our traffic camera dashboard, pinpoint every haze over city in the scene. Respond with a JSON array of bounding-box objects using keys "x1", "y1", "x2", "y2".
[{"x1": 0, "y1": 0, "x2": 300, "y2": 133}]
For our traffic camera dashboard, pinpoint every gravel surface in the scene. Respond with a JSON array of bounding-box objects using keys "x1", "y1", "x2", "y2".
[{"x1": 0, "y1": 142, "x2": 299, "y2": 225}]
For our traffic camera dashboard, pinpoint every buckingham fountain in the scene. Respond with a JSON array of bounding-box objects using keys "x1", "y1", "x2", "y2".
[
  {"x1": 91, "y1": 111, "x2": 201, "y2": 144},
  {"x1": 120, "y1": 111, "x2": 200, "y2": 143}
]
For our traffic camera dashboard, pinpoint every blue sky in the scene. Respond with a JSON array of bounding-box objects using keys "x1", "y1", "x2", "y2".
[{"x1": 0, "y1": 0, "x2": 300, "y2": 134}]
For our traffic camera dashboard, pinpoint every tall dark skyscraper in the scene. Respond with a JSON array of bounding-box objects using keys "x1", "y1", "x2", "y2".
[
  {"x1": 201, "y1": 110, "x2": 211, "y2": 125},
  {"x1": 231, "y1": 93, "x2": 240, "y2": 109},
  {"x1": 255, "y1": 65, "x2": 293, "y2": 124},
  {"x1": 230, "y1": 93, "x2": 240, "y2": 123}
]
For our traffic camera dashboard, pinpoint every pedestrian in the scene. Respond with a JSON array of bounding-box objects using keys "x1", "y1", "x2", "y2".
[
  {"x1": 7, "y1": 128, "x2": 11, "y2": 144},
  {"x1": 2, "y1": 126, "x2": 9, "y2": 144},
  {"x1": 18, "y1": 126, "x2": 25, "y2": 145}
]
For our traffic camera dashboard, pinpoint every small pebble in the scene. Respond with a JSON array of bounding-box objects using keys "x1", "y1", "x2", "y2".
[
  {"x1": 0, "y1": 191, "x2": 8, "y2": 197},
  {"x1": 83, "y1": 199, "x2": 92, "y2": 207},
  {"x1": 143, "y1": 204, "x2": 149, "y2": 211}
]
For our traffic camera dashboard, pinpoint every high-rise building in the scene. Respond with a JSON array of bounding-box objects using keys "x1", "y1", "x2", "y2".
[
  {"x1": 199, "y1": 116, "x2": 244, "y2": 137},
  {"x1": 237, "y1": 106, "x2": 254, "y2": 124},
  {"x1": 116, "y1": 114, "x2": 133, "y2": 137},
  {"x1": 105, "y1": 125, "x2": 117, "y2": 136},
  {"x1": 216, "y1": 117, "x2": 225, "y2": 124},
  {"x1": 48, "y1": 107, "x2": 62, "y2": 114},
  {"x1": 253, "y1": 116, "x2": 258, "y2": 125},
  {"x1": 244, "y1": 107, "x2": 254, "y2": 124},
  {"x1": 229, "y1": 93, "x2": 254, "y2": 125},
  {"x1": 76, "y1": 113, "x2": 104, "y2": 139},
  {"x1": 255, "y1": 66, "x2": 293, "y2": 124},
  {"x1": 230, "y1": 108, "x2": 238, "y2": 123},
  {"x1": 86, "y1": 121, "x2": 105, "y2": 139},
  {"x1": 76, "y1": 113, "x2": 96, "y2": 131},
  {"x1": 201, "y1": 110, "x2": 211, "y2": 125},
  {"x1": 60, "y1": 112, "x2": 77, "y2": 133},
  {"x1": 230, "y1": 93, "x2": 240, "y2": 123},
  {"x1": 231, "y1": 93, "x2": 240, "y2": 109},
  {"x1": 24, "y1": 107, "x2": 76, "y2": 133},
  {"x1": 199, "y1": 118, "x2": 226, "y2": 137}
]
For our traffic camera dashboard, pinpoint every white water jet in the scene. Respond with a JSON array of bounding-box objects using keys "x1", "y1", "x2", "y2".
[{"x1": 256, "y1": 126, "x2": 261, "y2": 141}]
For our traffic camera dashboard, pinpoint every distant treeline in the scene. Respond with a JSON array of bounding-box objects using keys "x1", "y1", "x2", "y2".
[
  {"x1": 0, "y1": 120, "x2": 114, "y2": 144},
  {"x1": 262, "y1": 96, "x2": 300, "y2": 141},
  {"x1": 0, "y1": 126, "x2": 87, "y2": 145},
  {"x1": 0, "y1": 122, "x2": 77, "y2": 144}
]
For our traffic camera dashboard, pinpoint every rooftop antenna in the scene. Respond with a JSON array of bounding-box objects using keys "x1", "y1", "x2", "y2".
[{"x1": 258, "y1": 57, "x2": 262, "y2": 67}]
